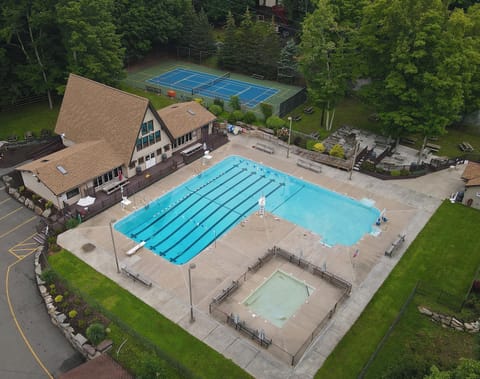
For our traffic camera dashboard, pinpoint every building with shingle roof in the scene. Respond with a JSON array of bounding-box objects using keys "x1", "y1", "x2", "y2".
[
  {"x1": 17, "y1": 74, "x2": 216, "y2": 209},
  {"x1": 461, "y1": 161, "x2": 480, "y2": 209}
]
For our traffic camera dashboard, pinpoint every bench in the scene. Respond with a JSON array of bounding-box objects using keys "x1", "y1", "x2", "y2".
[
  {"x1": 181, "y1": 142, "x2": 203, "y2": 156},
  {"x1": 145, "y1": 85, "x2": 161, "y2": 94},
  {"x1": 121, "y1": 266, "x2": 152, "y2": 287},
  {"x1": 292, "y1": 114, "x2": 302, "y2": 122},
  {"x1": 297, "y1": 159, "x2": 322, "y2": 173},
  {"x1": 401, "y1": 137, "x2": 416, "y2": 145},
  {"x1": 227, "y1": 315, "x2": 272, "y2": 348},
  {"x1": 304, "y1": 106, "x2": 314, "y2": 114},
  {"x1": 102, "y1": 179, "x2": 129, "y2": 195},
  {"x1": 459, "y1": 142, "x2": 474, "y2": 152},
  {"x1": 251, "y1": 73, "x2": 264, "y2": 80},
  {"x1": 212, "y1": 281, "x2": 239, "y2": 304},
  {"x1": 425, "y1": 143, "x2": 440, "y2": 152},
  {"x1": 385, "y1": 234, "x2": 406, "y2": 257},
  {"x1": 254, "y1": 143, "x2": 274, "y2": 154}
]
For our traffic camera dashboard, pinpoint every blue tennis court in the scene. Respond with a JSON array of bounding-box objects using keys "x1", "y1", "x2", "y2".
[{"x1": 146, "y1": 68, "x2": 278, "y2": 108}]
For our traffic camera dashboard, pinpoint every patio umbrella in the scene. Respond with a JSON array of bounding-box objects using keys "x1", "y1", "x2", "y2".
[{"x1": 77, "y1": 196, "x2": 96, "y2": 207}]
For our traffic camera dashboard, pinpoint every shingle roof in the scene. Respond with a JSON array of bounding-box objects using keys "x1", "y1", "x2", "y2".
[
  {"x1": 55, "y1": 73, "x2": 150, "y2": 165},
  {"x1": 58, "y1": 353, "x2": 133, "y2": 379},
  {"x1": 462, "y1": 161, "x2": 480, "y2": 187},
  {"x1": 17, "y1": 141, "x2": 123, "y2": 195},
  {"x1": 157, "y1": 101, "x2": 216, "y2": 139}
]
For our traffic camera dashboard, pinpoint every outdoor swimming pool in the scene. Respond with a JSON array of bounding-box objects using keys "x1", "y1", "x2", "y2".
[{"x1": 115, "y1": 156, "x2": 380, "y2": 264}]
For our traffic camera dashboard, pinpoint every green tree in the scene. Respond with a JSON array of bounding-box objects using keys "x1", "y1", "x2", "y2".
[
  {"x1": 299, "y1": 0, "x2": 351, "y2": 130},
  {"x1": 359, "y1": 0, "x2": 480, "y2": 159},
  {"x1": 278, "y1": 39, "x2": 298, "y2": 83},
  {"x1": 237, "y1": 7, "x2": 256, "y2": 73},
  {"x1": 190, "y1": 8, "x2": 216, "y2": 60},
  {"x1": 1, "y1": 0, "x2": 64, "y2": 109},
  {"x1": 218, "y1": 11, "x2": 238, "y2": 70},
  {"x1": 57, "y1": 0, "x2": 125, "y2": 86},
  {"x1": 197, "y1": 0, "x2": 255, "y2": 24},
  {"x1": 253, "y1": 17, "x2": 280, "y2": 79},
  {"x1": 424, "y1": 359, "x2": 480, "y2": 378}
]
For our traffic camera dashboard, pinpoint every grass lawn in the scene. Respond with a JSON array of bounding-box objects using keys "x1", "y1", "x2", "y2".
[
  {"x1": 0, "y1": 102, "x2": 59, "y2": 141},
  {"x1": 316, "y1": 201, "x2": 480, "y2": 379},
  {"x1": 118, "y1": 84, "x2": 176, "y2": 109},
  {"x1": 48, "y1": 250, "x2": 251, "y2": 379}
]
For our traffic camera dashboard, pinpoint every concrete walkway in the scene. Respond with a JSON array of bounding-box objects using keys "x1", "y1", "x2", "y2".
[{"x1": 57, "y1": 134, "x2": 466, "y2": 379}]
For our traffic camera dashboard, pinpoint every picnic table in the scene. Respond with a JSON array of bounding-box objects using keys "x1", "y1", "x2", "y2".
[{"x1": 425, "y1": 143, "x2": 440, "y2": 152}]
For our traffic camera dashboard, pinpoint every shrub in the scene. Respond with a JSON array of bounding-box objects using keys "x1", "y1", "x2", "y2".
[
  {"x1": 77, "y1": 319, "x2": 86, "y2": 330},
  {"x1": 86, "y1": 323, "x2": 106, "y2": 345},
  {"x1": 313, "y1": 142, "x2": 326, "y2": 153},
  {"x1": 68, "y1": 310, "x2": 78, "y2": 319},
  {"x1": 260, "y1": 103, "x2": 273, "y2": 120},
  {"x1": 390, "y1": 170, "x2": 401, "y2": 177},
  {"x1": 266, "y1": 115, "x2": 285, "y2": 129},
  {"x1": 45, "y1": 201, "x2": 53, "y2": 209},
  {"x1": 243, "y1": 111, "x2": 256, "y2": 124},
  {"x1": 232, "y1": 110, "x2": 244, "y2": 121},
  {"x1": 294, "y1": 136, "x2": 307, "y2": 149},
  {"x1": 329, "y1": 144, "x2": 345, "y2": 158},
  {"x1": 227, "y1": 112, "x2": 238, "y2": 124},
  {"x1": 208, "y1": 104, "x2": 222, "y2": 116},
  {"x1": 400, "y1": 168, "x2": 410, "y2": 176},
  {"x1": 277, "y1": 127, "x2": 290, "y2": 141},
  {"x1": 32, "y1": 194, "x2": 39, "y2": 201},
  {"x1": 213, "y1": 98, "x2": 224, "y2": 108},
  {"x1": 54, "y1": 295, "x2": 63, "y2": 303},
  {"x1": 361, "y1": 161, "x2": 376, "y2": 172},
  {"x1": 306, "y1": 140, "x2": 316, "y2": 151},
  {"x1": 40, "y1": 269, "x2": 57, "y2": 285},
  {"x1": 66, "y1": 218, "x2": 80, "y2": 230},
  {"x1": 18, "y1": 185, "x2": 25, "y2": 193},
  {"x1": 137, "y1": 354, "x2": 166, "y2": 379},
  {"x1": 229, "y1": 95, "x2": 241, "y2": 110}
]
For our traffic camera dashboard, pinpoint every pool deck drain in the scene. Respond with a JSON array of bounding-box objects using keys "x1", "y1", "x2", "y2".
[{"x1": 57, "y1": 134, "x2": 466, "y2": 379}]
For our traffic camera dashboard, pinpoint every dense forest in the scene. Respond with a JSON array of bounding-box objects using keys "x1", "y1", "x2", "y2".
[{"x1": 1, "y1": 0, "x2": 479, "y2": 144}]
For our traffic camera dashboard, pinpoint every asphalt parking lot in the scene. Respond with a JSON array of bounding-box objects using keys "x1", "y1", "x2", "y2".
[{"x1": 0, "y1": 184, "x2": 83, "y2": 379}]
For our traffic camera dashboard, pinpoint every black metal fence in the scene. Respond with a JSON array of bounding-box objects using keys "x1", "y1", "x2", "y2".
[{"x1": 278, "y1": 87, "x2": 307, "y2": 117}]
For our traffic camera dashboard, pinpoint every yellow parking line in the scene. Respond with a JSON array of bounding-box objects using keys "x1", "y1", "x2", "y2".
[
  {"x1": 0, "y1": 197, "x2": 12, "y2": 205},
  {"x1": 0, "y1": 207, "x2": 23, "y2": 222},
  {"x1": 0, "y1": 216, "x2": 37, "y2": 239},
  {"x1": 6, "y1": 252, "x2": 54, "y2": 379}
]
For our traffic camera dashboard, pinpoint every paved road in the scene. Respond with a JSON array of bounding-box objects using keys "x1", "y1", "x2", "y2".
[{"x1": 0, "y1": 183, "x2": 83, "y2": 379}]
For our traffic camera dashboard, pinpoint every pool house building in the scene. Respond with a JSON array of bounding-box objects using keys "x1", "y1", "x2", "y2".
[{"x1": 17, "y1": 73, "x2": 217, "y2": 210}]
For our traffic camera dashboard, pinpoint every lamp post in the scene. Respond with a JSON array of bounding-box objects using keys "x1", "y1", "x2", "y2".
[
  {"x1": 109, "y1": 219, "x2": 120, "y2": 273},
  {"x1": 287, "y1": 116, "x2": 293, "y2": 158},
  {"x1": 188, "y1": 263, "x2": 196, "y2": 322}
]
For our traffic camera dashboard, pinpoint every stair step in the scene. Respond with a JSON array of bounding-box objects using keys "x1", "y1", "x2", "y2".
[{"x1": 33, "y1": 234, "x2": 46, "y2": 244}]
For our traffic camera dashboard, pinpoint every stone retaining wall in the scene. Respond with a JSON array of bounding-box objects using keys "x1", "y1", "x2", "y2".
[
  {"x1": 33, "y1": 248, "x2": 112, "y2": 359},
  {"x1": 418, "y1": 306, "x2": 480, "y2": 333}
]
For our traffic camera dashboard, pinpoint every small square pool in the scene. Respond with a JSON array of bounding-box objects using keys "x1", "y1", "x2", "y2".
[{"x1": 243, "y1": 270, "x2": 314, "y2": 328}]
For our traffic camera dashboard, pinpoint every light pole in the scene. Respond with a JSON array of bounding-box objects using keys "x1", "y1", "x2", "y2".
[
  {"x1": 188, "y1": 263, "x2": 196, "y2": 322},
  {"x1": 287, "y1": 116, "x2": 293, "y2": 158},
  {"x1": 109, "y1": 219, "x2": 120, "y2": 273}
]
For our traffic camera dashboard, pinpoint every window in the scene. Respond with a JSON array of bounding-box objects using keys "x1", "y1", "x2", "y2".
[
  {"x1": 148, "y1": 120, "x2": 154, "y2": 131},
  {"x1": 94, "y1": 176, "x2": 103, "y2": 187},
  {"x1": 156, "y1": 148, "x2": 162, "y2": 155},
  {"x1": 66, "y1": 187, "x2": 80, "y2": 199},
  {"x1": 149, "y1": 134, "x2": 155, "y2": 143},
  {"x1": 138, "y1": 157, "x2": 144, "y2": 164},
  {"x1": 164, "y1": 144, "x2": 170, "y2": 151},
  {"x1": 141, "y1": 122, "x2": 148, "y2": 135},
  {"x1": 129, "y1": 161, "x2": 136, "y2": 169},
  {"x1": 142, "y1": 136, "x2": 148, "y2": 147},
  {"x1": 155, "y1": 130, "x2": 161, "y2": 142}
]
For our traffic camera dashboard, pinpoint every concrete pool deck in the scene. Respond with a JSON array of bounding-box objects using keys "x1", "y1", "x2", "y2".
[{"x1": 57, "y1": 133, "x2": 466, "y2": 378}]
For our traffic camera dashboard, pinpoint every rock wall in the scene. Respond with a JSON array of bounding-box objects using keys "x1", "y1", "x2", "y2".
[{"x1": 418, "y1": 306, "x2": 480, "y2": 333}]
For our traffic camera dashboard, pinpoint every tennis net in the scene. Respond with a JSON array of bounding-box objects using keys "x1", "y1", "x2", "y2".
[{"x1": 191, "y1": 72, "x2": 230, "y2": 95}]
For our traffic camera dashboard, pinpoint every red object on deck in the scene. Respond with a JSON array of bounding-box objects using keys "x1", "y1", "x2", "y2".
[{"x1": 167, "y1": 90, "x2": 176, "y2": 98}]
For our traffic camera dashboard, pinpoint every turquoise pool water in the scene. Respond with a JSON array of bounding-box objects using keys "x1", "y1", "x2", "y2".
[
  {"x1": 243, "y1": 270, "x2": 314, "y2": 328},
  {"x1": 115, "y1": 156, "x2": 380, "y2": 264}
]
